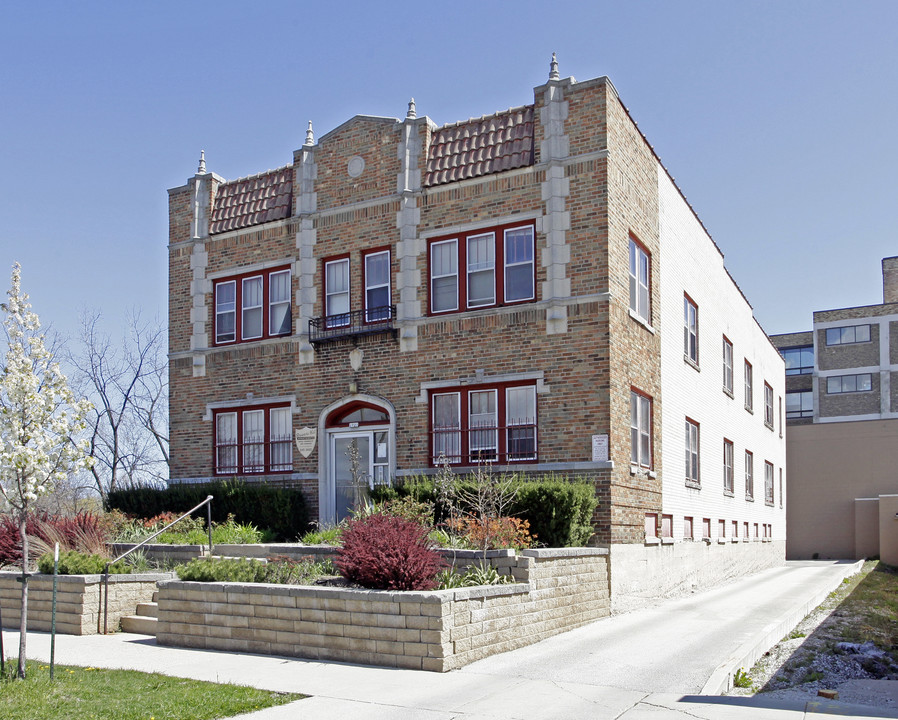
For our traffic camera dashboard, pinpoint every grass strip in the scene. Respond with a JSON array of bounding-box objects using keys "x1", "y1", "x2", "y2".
[{"x1": 0, "y1": 660, "x2": 304, "y2": 720}]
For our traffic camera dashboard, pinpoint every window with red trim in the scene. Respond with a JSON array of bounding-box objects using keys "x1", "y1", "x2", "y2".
[
  {"x1": 214, "y1": 266, "x2": 291, "y2": 345},
  {"x1": 428, "y1": 221, "x2": 535, "y2": 314},
  {"x1": 430, "y1": 382, "x2": 537, "y2": 465},
  {"x1": 213, "y1": 403, "x2": 292, "y2": 475}
]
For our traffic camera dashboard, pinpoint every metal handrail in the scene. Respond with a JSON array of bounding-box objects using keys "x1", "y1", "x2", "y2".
[{"x1": 99, "y1": 494, "x2": 214, "y2": 634}]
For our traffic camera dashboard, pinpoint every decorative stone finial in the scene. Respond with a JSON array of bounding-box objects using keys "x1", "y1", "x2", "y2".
[
  {"x1": 304, "y1": 121, "x2": 314, "y2": 146},
  {"x1": 197, "y1": 150, "x2": 207, "y2": 174},
  {"x1": 549, "y1": 52, "x2": 560, "y2": 81},
  {"x1": 407, "y1": 97, "x2": 417, "y2": 119}
]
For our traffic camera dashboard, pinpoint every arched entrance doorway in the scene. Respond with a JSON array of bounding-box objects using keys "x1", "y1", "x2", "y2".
[{"x1": 318, "y1": 396, "x2": 395, "y2": 524}]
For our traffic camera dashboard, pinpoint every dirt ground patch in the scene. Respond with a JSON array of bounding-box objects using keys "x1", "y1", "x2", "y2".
[{"x1": 727, "y1": 560, "x2": 898, "y2": 710}]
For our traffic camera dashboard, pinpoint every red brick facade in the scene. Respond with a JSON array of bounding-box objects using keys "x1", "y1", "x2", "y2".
[{"x1": 168, "y1": 70, "x2": 663, "y2": 543}]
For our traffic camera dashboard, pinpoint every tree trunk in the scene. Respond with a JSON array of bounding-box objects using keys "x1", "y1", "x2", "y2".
[{"x1": 17, "y1": 512, "x2": 28, "y2": 680}]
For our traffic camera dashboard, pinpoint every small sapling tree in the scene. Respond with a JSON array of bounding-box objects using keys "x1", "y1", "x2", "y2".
[{"x1": 0, "y1": 263, "x2": 92, "y2": 679}]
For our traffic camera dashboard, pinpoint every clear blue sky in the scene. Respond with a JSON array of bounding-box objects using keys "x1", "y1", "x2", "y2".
[{"x1": 1, "y1": 1, "x2": 896, "y2": 342}]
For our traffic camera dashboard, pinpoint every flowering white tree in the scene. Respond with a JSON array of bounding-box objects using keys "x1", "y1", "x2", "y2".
[{"x1": 0, "y1": 263, "x2": 92, "y2": 679}]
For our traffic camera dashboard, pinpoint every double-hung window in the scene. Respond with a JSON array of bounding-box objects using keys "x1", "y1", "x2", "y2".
[
  {"x1": 764, "y1": 382, "x2": 775, "y2": 429},
  {"x1": 723, "y1": 439, "x2": 734, "y2": 495},
  {"x1": 630, "y1": 390, "x2": 652, "y2": 469},
  {"x1": 324, "y1": 257, "x2": 350, "y2": 327},
  {"x1": 744, "y1": 450, "x2": 754, "y2": 500},
  {"x1": 628, "y1": 238, "x2": 650, "y2": 323},
  {"x1": 684, "y1": 294, "x2": 698, "y2": 365},
  {"x1": 364, "y1": 250, "x2": 391, "y2": 322},
  {"x1": 744, "y1": 360, "x2": 753, "y2": 412},
  {"x1": 764, "y1": 461, "x2": 775, "y2": 505},
  {"x1": 214, "y1": 403, "x2": 293, "y2": 475},
  {"x1": 430, "y1": 383, "x2": 536, "y2": 465},
  {"x1": 685, "y1": 418, "x2": 700, "y2": 486},
  {"x1": 467, "y1": 234, "x2": 495, "y2": 307},
  {"x1": 429, "y1": 221, "x2": 535, "y2": 314},
  {"x1": 213, "y1": 266, "x2": 292, "y2": 345},
  {"x1": 723, "y1": 336, "x2": 734, "y2": 395}
]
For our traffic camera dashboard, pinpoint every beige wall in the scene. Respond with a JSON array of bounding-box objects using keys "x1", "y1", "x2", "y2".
[
  {"x1": 879, "y1": 495, "x2": 898, "y2": 566},
  {"x1": 854, "y1": 499, "x2": 880, "y2": 560},
  {"x1": 787, "y1": 420, "x2": 898, "y2": 559}
]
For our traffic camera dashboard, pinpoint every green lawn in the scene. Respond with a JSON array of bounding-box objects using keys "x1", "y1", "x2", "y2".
[{"x1": 0, "y1": 660, "x2": 304, "y2": 720}]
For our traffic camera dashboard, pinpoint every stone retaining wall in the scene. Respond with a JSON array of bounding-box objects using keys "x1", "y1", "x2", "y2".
[
  {"x1": 156, "y1": 548, "x2": 609, "y2": 671},
  {"x1": 0, "y1": 572, "x2": 172, "y2": 635},
  {"x1": 109, "y1": 543, "x2": 207, "y2": 564}
]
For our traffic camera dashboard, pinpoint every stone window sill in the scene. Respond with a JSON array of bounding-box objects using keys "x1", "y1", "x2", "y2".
[
  {"x1": 685, "y1": 479, "x2": 701, "y2": 490},
  {"x1": 723, "y1": 387, "x2": 734, "y2": 399},
  {"x1": 661, "y1": 537, "x2": 674, "y2": 546},
  {"x1": 717, "y1": 538, "x2": 728, "y2": 545},
  {"x1": 745, "y1": 495, "x2": 754, "y2": 502},
  {"x1": 645, "y1": 536, "x2": 660, "y2": 546},
  {"x1": 724, "y1": 490, "x2": 734, "y2": 498},
  {"x1": 628, "y1": 309, "x2": 655, "y2": 334},
  {"x1": 684, "y1": 355, "x2": 700, "y2": 372}
]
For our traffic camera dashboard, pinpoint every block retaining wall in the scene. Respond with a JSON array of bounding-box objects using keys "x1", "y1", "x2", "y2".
[
  {"x1": 155, "y1": 547, "x2": 609, "y2": 671},
  {"x1": 0, "y1": 572, "x2": 172, "y2": 635}
]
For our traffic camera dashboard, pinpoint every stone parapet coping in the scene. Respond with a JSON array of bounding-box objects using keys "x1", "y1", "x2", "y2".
[
  {"x1": 0, "y1": 571, "x2": 173, "y2": 585},
  {"x1": 521, "y1": 547, "x2": 609, "y2": 558},
  {"x1": 160, "y1": 578, "x2": 530, "y2": 602}
]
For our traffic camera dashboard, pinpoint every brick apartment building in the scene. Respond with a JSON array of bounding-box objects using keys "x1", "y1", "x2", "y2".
[
  {"x1": 771, "y1": 258, "x2": 898, "y2": 563},
  {"x1": 168, "y1": 58, "x2": 786, "y2": 606}
]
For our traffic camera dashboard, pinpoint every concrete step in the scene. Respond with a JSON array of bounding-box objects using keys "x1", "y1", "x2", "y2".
[
  {"x1": 152, "y1": 590, "x2": 158, "y2": 602},
  {"x1": 120, "y1": 614, "x2": 157, "y2": 635},
  {"x1": 136, "y1": 601, "x2": 158, "y2": 618}
]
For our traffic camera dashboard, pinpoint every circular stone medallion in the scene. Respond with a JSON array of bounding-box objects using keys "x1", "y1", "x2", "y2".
[{"x1": 347, "y1": 156, "x2": 365, "y2": 178}]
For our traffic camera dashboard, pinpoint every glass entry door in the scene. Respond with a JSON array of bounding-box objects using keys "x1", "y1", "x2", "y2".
[
  {"x1": 332, "y1": 433, "x2": 369, "y2": 522},
  {"x1": 329, "y1": 429, "x2": 390, "y2": 521}
]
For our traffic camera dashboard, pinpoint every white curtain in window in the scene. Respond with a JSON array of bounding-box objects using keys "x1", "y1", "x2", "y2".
[
  {"x1": 433, "y1": 393, "x2": 460, "y2": 462},
  {"x1": 215, "y1": 281, "x2": 236, "y2": 342},
  {"x1": 216, "y1": 413, "x2": 237, "y2": 473},
  {"x1": 467, "y1": 234, "x2": 495, "y2": 307},
  {"x1": 243, "y1": 409, "x2": 265, "y2": 472},
  {"x1": 269, "y1": 270, "x2": 291, "y2": 335},
  {"x1": 269, "y1": 407, "x2": 292, "y2": 471},
  {"x1": 504, "y1": 227, "x2": 534, "y2": 302},
  {"x1": 431, "y1": 240, "x2": 458, "y2": 312},
  {"x1": 242, "y1": 277, "x2": 263, "y2": 339}
]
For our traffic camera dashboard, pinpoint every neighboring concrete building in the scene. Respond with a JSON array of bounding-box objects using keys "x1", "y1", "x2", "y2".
[
  {"x1": 771, "y1": 257, "x2": 898, "y2": 563},
  {"x1": 167, "y1": 58, "x2": 786, "y2": 607}
]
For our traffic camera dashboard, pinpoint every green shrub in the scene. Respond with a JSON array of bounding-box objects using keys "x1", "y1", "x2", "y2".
[
  {"x1": 106, "y1": 479, "x2": 310, "y2": 541},
  {"x1": 37, "y1": 551, "x2": 130, "y2": 575},
  {"x1": 511, "y1": 475, "x2": 597, "y2": 547},
  {"x1": 177, "y1": 557, "x2": 268, "y2": 583},
  {"x1": 436, "y1": 563, "x2": 515, "y2": 589},
  {"x1": 300, "y1": 524, "x2": 344, "y2": 545},
  {"x1": 373, "y1": 473, "x2": 597, "y2": 548},
  {"x1": 175, "y1": 556, "x2": 332, "y2": 585}
]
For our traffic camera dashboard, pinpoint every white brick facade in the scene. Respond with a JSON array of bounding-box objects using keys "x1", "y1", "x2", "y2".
[{"x1": 658, "y1": 171, "x2": 787, "y2": 542}]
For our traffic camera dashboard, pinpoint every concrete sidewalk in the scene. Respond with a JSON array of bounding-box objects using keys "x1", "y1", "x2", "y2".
[{"x1": 5, "y1": 559, "x2": 895, "y2": 719}]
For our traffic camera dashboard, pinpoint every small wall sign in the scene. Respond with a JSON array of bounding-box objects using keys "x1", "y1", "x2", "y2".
[
  {"x1": 591, "y1": 434, "x2": 609, "y2": 462},
  {"x1": 295, "y1": 427, "x2": 317, "y2": 458}
]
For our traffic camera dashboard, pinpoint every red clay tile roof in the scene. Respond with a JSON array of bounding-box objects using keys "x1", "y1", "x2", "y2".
[
  {"x1": 210, "y1": 166, "x2": 293, "y2": 234},
  {"x1": 424, "y1": 105, "x2": 535, "y2": 187}
]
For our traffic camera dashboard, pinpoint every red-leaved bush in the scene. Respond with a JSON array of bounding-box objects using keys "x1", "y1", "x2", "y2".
[
  {"x1": 0, "y1": 512, "x2": 110, "y2": 569},
  {"x1": 335, "y1": 514, "x2": 446, "y2": 590}
]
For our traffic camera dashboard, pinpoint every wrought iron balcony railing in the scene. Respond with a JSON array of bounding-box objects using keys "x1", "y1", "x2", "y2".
[{"x1": 309, "y1": 305, "x2": 397, "y2": 344}]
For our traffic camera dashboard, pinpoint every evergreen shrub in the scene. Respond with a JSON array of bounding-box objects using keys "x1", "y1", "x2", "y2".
[
  {"x1": 106, "y1": 479, "x2": 310, "y2": 541},
  {"x1": 371, "y1": 473, "x2": 597, "y2": 547}
]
